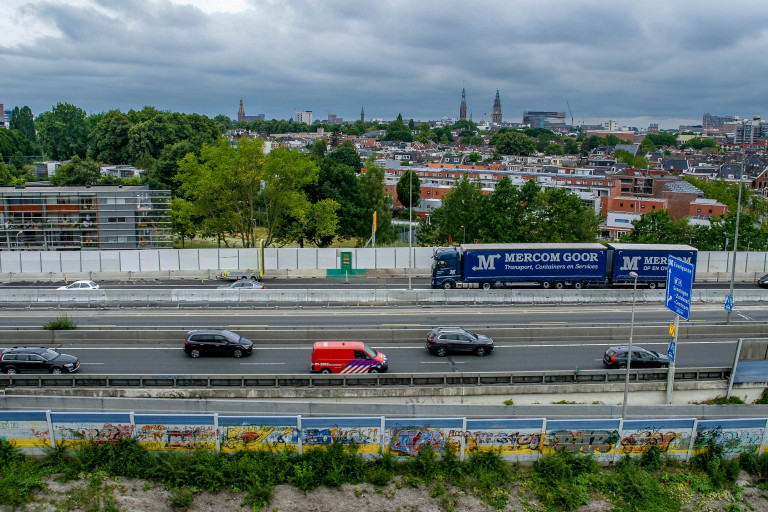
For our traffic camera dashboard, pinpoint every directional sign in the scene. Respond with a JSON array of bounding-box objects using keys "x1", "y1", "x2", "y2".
[
  {"x1": 665, "y1": 255, "x2": 694, "y2": 320},
  {"x1": 667, "y1": 339, "x2": 676, "y2": 362},
  {"x1": 724, "y1": 294, "x2": 734, "y2": 313}
]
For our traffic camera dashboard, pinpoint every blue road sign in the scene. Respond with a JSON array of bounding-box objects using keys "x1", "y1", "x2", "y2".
[
  {"x1": 724, "y1": 294, "x2": 734, "y2": 313},
  {"x1": 667, "y1": 339, "x2": 676, "y2": 362},
  {"x1": 665, "y1": 255, "x2": 694, "y2": 320}
]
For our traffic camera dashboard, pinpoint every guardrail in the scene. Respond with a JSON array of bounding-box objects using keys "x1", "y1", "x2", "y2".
[{"x1": 0, "y1": 367, "x2": 731, "y2": 389}]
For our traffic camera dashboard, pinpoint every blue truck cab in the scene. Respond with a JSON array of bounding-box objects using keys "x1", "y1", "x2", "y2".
[{"x1": 432, "y1": 248, "x2": 462, "y2": 289}]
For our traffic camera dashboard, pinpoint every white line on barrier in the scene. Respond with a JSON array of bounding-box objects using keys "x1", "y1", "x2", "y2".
[{"x1": 240, "y1": 362, "x2": 286, "y2": 365}]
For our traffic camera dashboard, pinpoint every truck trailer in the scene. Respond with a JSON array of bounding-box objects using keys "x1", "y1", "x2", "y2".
[{"x1": 431, "y1": 243, "x2": 697, "y2": 290}]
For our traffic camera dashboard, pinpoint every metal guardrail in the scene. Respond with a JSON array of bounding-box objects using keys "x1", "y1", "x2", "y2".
[{"x1": 0, "y1": 367, "x2": 731, "y2": 389}]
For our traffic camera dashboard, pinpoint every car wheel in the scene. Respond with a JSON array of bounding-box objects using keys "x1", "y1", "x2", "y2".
[
  {"x1": 189, "y1": 349, "x2": 201, "y2": 358},
  {"x1": 555, "y1": 282, "x2": 565, "y2": 289},
  {"x1": 475, "y1": 347, "x2": 487, "y2": 357},
  {"x1": 481, "y1": 282, "x2": 492, "y2": 290},
  {"x1": 233, "y1": 349, "x2": 243, "y2": 358},
  {"x1": 660, "y1": 363, "x2": 669, "y2": 368},
  {"x1": 369, "y1": 368, "x2": 380, "y2": 374},
  {"x1": 50, "y1": 368, "x2": 63, "y2": 374},
  {"x1": 435, "y1": 346, "x2": 448, "y2": 357},
  {"x1": 574, "y1": 282, "x2": 583, "y2": 290},
  {"x1": 618, "y1": 364, "x2": 627, "y2": 369},
  {"x1": 442, "y1": 281, "x2": 453, "y2": 290},
  {"x1": 541, "y1": 281, "x2": 551, "y2": 289},
  {"x1": 648, "y1": 282, "x2": 657, "y2": 289},
  {"x1": 320, "y1": 368, "x2": 331, "y2": 374},
  {"x1": 6, "y1": 367, "x2": 17, "y2": 375}
]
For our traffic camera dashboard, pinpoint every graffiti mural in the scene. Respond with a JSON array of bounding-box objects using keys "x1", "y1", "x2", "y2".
[
  {"x1": 544, "y1": 429, "x2": 620, "y2": 455},
  {"x1": 221, "y1": 425, "x2": 299, "y2": 452},
  {"x1": 694, "y1": 420, "x2": 767, "y2": 456},
  {"x1": 134, "y1": 423, "x2": 216, "y2": 451},
  {"x1": 0, "y1": 412, "x2": 50, "y2": 449},
  {"x1": 302, "y1": 418, "x2": 382, "y2": 454},
  {"x1": 459, "y1": 430, "x2": 542, "y2": 453},
  {"x1": 53, "y1": 423, "x2": 132, "y2": 447}
]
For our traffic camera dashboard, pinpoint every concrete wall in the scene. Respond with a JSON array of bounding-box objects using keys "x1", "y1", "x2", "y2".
[
  {"x1": 3, "y1": 409, "x2": 767, "y2": 462},
  {"x1": 2, "y1": 248, "x2": 767, "y2": 281}
]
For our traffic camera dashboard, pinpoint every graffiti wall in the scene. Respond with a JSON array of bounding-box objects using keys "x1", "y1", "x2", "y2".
[
  {"x1": 694, "y1": 419, "x2": 768, "y2": 457},
  {"x1": 133, "y1": 414, "x2": 216, "y2": 451},
  {"x1": 462, "y1": 418, "x2": 544, "y2": 461},
  {"x1": 1, "y1": 411, "x2": 767, "y2": 461},
  {"x1": 542, "y1": 419, "x2": 621, "y2": 462},
  {"x1": 618, "y1": 419, "x2": 695, "y2": 458},
  {"x1": 0, "y1": 410, "x2": 50, "y2": 451},
  {"x1": 302, "y1": 417, "x2": 381, "y2": 454},
  {"x1": 220, "y1": 416, "x2": 299, "y2": 452},
  {"x1": 384, "y1": 418, "x2": 463, "y2": 457},
  {"x1": 51, "y1": 412, "x2": 133, "y2": 448}
]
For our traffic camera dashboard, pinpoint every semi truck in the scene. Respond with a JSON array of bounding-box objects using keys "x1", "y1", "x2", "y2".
[{"x1": 431, "y1": 243, "x2": 697, "y2": 290}]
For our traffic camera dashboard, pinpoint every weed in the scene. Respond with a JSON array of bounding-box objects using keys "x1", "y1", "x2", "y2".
[
  {"x1": 753, "y1": 388, "x2": 768, "y2": 404},
  {"x1": 60, "y1": 471, "x2": 120, "y2": 512},
  {"x1": 552, "y1": 400, "x2": 580, "y2": 404},
  {"x1": 43, "y1": 314, "x2": 78, "y2": 330},
  {"x1": 697, "y1": 396, "x2": 746, "y2": 405},
  {"x1": 503, "y1": 399, "x2": 514, "y2": 406},
  {"x1": 640, "y1": 446, "x2": 664, "y2": 471},
  {"x1": 532, "y1": 450, "x2": 599, "y2": 510},
  {"x1": 169, "y1": 486, "x2": 195, "y2": 511}
]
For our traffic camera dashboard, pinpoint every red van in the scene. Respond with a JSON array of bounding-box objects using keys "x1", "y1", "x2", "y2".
[{"x1": 311, "y1": 341, "x2": 388, "y2": 374}]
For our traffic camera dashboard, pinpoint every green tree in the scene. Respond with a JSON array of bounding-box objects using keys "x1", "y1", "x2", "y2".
[
  {"x1": 396, "y1": 170, "x2": 421, "y2": 209},
  {"x1": 491, "y1": 131, "x2": 536, "y2": 156},
  {"x1": 640, "y1": 136, "x2": 658, "y2": 153},
  {"x1": 359, "y1": 156, "x2": 394, "y2": 243},
  {"x1": 0, "y1": 129, "x2": 35, "y2": 168},
  {"x1": 9, "y1": 106, "x2": 36, "y2": 143},
  {"x1": 681, "y1": 137, "x2": 718, "y2": 150},
  {"x1": 580, "y1": 135, "x2": 606, "y2": 155},
  {"x1": 36, "y1": 103, "x2": 89, "y2": 160},
  {"x1": 307, "y1": 158, "x2": 365, "y2": 243},
  {"x1": 429, "y1": 174, "x2": 484, "y2": 244},
  {"x1": 213, "y1": 114, "x2": 233, "y2": 134},
  {"x1": 536, "y1": 188, "x2": 600, "y2": 242},
  {"x1": 621, "y1": 209, "x2": 693, "y2": 244},
  {"x1": 48, "y1": 156, "x2": 101, "y2": 185},
  {"x1": 171, "y1": 197, "x2": 197, "y2": 248},
  {"x1": 478, "y1": 176, "x2": 528, "y2": 242},
  {"x1": 90, "y1": 110, "x2": 131, "y2": 164},
  {"x1": 544, "y1": 142, "x2": 562, "y2": 155},
  {"x1": 0, "y1": 160, "x2": 15, "y2": 186},
  {"x1": 384, "y1": 115, "x2": 413, "y2": 142},
  {"x1": 329, "y1": 140, "x2": 362, "y2": 172},
  {"x1": 645, "y1": 132, "x2": 677, "y2": 148},
  {"x1": 466, "y1": 152, "x2": 481, "y2": 163},
  {"x1": 563, "y1": 138, "x2": 580, "y2": 154}
]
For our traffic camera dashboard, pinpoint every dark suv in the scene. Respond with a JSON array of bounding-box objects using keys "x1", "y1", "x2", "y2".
[
  {"x1": 426, "y1": 327, "x2": 494, "y2": 357},
  {"x1": 0, "y1": 347, "x2": 80, "y2": 374},
  {"x1": 184, "y1": 329, "x2": 254, "y2": 358},
  {"x1": 603, "y1": 346, "x2": 670, "y2": 369}
]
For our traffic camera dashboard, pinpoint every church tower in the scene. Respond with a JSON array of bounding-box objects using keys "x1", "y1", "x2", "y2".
[
  {"x1": 491, "y1": 90, "x2": 502, "y2": 124},
  {"x1": 361, "y1": 106, "x2": 365, "y2": 123},
  {"x1": 459, "y1": 89, "x2": 467, "y2": 120},
  {"x1": 238, "y1": 98, "x2": 245, "y2": 123}
]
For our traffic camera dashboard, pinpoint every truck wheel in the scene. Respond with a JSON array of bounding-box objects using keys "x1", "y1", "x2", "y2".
[
  {"x1": 442, "y1": 281, "x2": 454, "y2": 290},
  {"x1": 541, "y1": 281, "x2": 551, "y2": 289},
  {"x1": 369, "y1": 368, "x2": 380, "y2": 374},
  {"x1": 481, "y1": 282, "x2": 492, "y2": 290},
  {"x1": 648, "y1": 282, "x2": 657, "y2": 289},
  {"x1": 555, "y1": 282, "x2": 565, "y2": 290},
  {"x1": 574, "y1": 282, "x2": 583, "y2": 290},
  {"x1": 250, "y1": 276, "x2": 258, "y2": 281}
]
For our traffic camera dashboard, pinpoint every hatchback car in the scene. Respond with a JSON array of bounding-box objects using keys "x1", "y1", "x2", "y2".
[
  {"x1": 426, "y1": 327, "x2": 494, "y2": 357},
  {"x1": 217, "y1": 280, "x2": 265, "y2": 290},
  {"x1": 184, "y1": 329, "x2": 254, "y2": 358},
  {"x1": 57, "y1": 280, "x2": 100, "y2": 290},
  {"x1": 0, "y1": 347, "x2": 80, "y2": 374},
  {"x1": 602, "y1": 346, "x2": 670, "y2": 369},
  {"x1": 758, "y1": 274, "x2": 768, "y2": 288}
]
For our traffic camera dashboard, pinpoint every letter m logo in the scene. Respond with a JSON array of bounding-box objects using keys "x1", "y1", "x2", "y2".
[
  {"x1": 472, "y1": 254, "x2": 500, "y2": 271},
  {"x1": 620, "y1": 256, "x2": 640, "y2": 271}
]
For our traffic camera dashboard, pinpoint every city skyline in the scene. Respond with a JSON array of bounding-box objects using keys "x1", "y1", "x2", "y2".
[{"x1": 2, "y1": 1, "x2": 767, "y2": 129}]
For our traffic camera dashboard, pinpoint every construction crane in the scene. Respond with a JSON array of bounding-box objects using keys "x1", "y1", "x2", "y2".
[{"x1": 566, "y1": 100, "x2": 574, "y2": 129}]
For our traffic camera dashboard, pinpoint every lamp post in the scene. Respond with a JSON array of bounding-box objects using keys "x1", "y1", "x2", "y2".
[
  {"x1": 461, "y1": 225, "x2": 466, "y2": 244},
  {"x1": 621, "y1": 270, "x2": 639, "y2": 421},
  {"x1": 408, "y1": 170, "x2": 412, "y2": 290},
  {"x1": 726, "y1": 163, "x2": 744, "y2": 324}
]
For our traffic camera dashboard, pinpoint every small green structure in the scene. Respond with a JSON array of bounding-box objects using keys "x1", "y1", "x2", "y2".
[{"x1": 327, "y1": 251, "x2": 366, "y2": 278}]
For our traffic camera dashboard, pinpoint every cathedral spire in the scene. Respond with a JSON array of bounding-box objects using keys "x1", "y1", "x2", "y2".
[
  {"x1": 238, "y1": 98, "x2": 245, "y2": 123},
  {"x1": 492, "y1": 90, "x2": 502, "y2": 124},
  {"x1": 459, "y1": 88, "x2": 467, "y2": 120}
]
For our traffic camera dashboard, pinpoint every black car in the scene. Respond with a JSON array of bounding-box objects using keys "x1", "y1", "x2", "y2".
[
  {"x1": 758, "y1": 274, "x2": 768, "y2": 288},
  {"x1": 603, "y1": 345, "x2": 670, "y2": 369},
  {"x1": 184, "y1": 329, "x2": 254, "y2": 358},
  {"x1": 426, "y1": 327, "x2": 494, "y2": 357},
  {"x1": 0, "y1": 347, "x2": 80, "y2": 374}
]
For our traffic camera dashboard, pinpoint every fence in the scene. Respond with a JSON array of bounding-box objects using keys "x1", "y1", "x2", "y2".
[
  {"x1": 3, "y1": 410, "x2": 768, "y2": 463},
  {"x1": 2, "y1": 248, "x2": 768, "y2": 277}
]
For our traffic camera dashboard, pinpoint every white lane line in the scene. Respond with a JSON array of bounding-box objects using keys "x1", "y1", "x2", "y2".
[
  {"x1": 421, "y1": 361, "x2": 465, "y2": 364},
  {"x1": 79, "y1": 362, "x2": 104, "y2": 365}
]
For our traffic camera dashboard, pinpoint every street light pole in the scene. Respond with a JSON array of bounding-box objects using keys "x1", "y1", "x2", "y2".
[
  {"x1": 621, "y1": 271, "x2": 639, "y2": 421},
  {"x1": 408, "y1": 170, "x2": 412, "y2": 290},
  {"x1": 726, "y1": 163, "x2": 744, "y2": 324},
  {"x1": 461, "y1": 225, "x2": 466, "y2": 244}
]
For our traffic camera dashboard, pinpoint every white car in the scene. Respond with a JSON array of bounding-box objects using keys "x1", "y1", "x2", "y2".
[
  {"x1": 57, "y1": 280, "x2": 100, "y2": 290},
  {"x1": 217, "y1": 280, "x2": 265, "y2": 290}
]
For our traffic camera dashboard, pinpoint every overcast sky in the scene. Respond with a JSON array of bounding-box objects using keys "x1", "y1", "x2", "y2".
[{"x1": 2, "y1": 0, "x2": 767, "y2": 129}]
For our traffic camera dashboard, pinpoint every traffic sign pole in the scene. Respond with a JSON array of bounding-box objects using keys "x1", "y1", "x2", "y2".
[{"x1": 666, "y1": 314, "x2": 679, "y2": 404}]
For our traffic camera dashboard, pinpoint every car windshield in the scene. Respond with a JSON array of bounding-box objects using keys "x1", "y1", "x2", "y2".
[
  {"x1": 362, "y1": 345, "x2": 377, "y2": 359},
  {"x1": 40, "y1": 349, "x2": 59, "y2": 361}
]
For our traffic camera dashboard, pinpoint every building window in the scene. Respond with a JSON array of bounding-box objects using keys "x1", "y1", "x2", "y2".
[
  {"x1": 709, "y1": 209, "x2": 713, "y2": 214},
  {"x1": 641, "y1": 205, "x2": 645, "y2": 209}
]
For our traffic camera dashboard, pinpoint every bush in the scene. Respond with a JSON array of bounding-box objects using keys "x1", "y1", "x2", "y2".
[
  {"x1": 532, "y1": 451, "x2": 599, "y2": 510},
  {"x1": 639, "y1": 445, "x2": 664, "y2": 471},
  {"x1": 43, "y1": 315, "x2": 77, "y2": 330},
  {"x1": 691, "y1": 438, "x2": 740, "y2": 488},
  {"x1": 608, "y1": 457, "x2": 681, "y2": 512},
  {"x1": 753, "y1": 388, "x2": 768, "y2": 404}
]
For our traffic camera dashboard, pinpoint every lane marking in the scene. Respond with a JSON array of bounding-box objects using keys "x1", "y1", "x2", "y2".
[
  {"x1": 79, "y1": 362, "x2": 104, "y2": 365},
  {"x1": 240, "y1": 362, "x2": 286, "y2": 365},
  {"x1": 421, "y1": 361, "x2": 465, "y2": 364}
]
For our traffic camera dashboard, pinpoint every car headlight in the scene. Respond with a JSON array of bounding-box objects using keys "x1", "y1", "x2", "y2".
[{"x1": 64, "y1": 363, "x2": 74, "y2": 368}]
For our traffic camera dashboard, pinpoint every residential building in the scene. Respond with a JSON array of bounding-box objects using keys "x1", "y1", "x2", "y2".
[
  {"x1": 294, "y1": 111, "x2": 313, "y2": 125},
  {"x1": 100, "y1": 165, "x2": 145, "y2": 179},
  {"x1": 703, "y1": 113, "x2": 737, "y2": 130},
  {"x1": 33, "y1": 161, "x2": 63, "y2": 179},
  {"x1": 0, "y1": 185, "x2": 171, "y2": 250}
]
